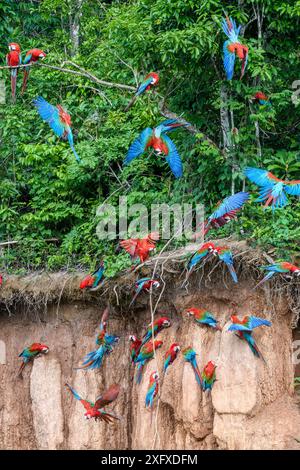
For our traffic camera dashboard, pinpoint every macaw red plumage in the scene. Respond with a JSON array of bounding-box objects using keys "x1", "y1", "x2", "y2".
[
  {"x1": 186, "y1": 242, "x2": 215, "y2": 279},
  {"x1": 125, "y1": 72, "x2": 159, "y2": 111},
  {"x1": 134, "y1": 340, "x2": 163, "y2": 384},
  {"x1": 129, "y1": 277, "x2": 160, "y2": 306},
  {"x1": 120, "y1": 232, "x2": 159, "y2": 265},
  {"x1": 6, "y1": 43, "x2": 22, "y2": 103},
  {"x1": 145, "y1": 371, "x2": 159, "y2": 410},
  {"x1": 253, "y1": 91, "x2": 271, "y2": 107},
  {"x1": 80, "y1": 262, "x2": 105, "y2": 290},
  {"x1": 18, "y1": 342, "x2": 49, "y2": 377},
  {"x1": 21, "y1": 48, "x2": 46, "y2": 95},
  {"x1": 202, "y1": 361, "x2": 217, "y2": 391},
  {"x1": 141, "y1": 316, "x2": 171, "y2": 346},
  {"x1": 254, "y1": 261, "x2": 300, "y2": 289},
  {"x1": 245, "y1": 167, "x2": 300, "y2": 209},
  {"x1": 129, "y1": 335, "x2": 142, "y2": 364},
  {"x1": 222, "y1": 16, "x2": 248, "y2": 80},
  {"x1": 182, "y1": 346, "x2": 202, "y2": 388},
  {"x1": 164, "y1": 343, "x2": 180, "y2": 373},
  {"x1": 185, "y1": 307, "x2": 222, "y2": 331},
  {"x1": 65, "y1": 383, "x2": 121, "y2": 422},
  {"x1": 0, "y1": 275, "x2": 3, "y2": 287}
]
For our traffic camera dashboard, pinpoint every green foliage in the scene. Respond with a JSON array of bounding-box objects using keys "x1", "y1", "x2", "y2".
[{"x1": 1, "y1": 0, "x2": 300, "y2": 274}]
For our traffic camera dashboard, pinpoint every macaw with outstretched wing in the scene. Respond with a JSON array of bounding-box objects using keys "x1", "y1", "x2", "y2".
[{"x1": 222, "y1": 15, "x2": 248, "y2": 80}]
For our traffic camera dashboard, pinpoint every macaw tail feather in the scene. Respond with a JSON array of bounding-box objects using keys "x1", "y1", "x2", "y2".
[
  {"x1": 11, "y1": 72, "x2": 17, "y2": 103},
  {"x1": 17, "y1": 361, "x2": 26, "y2": 378},
  {"x1": 227, "y1": 263, "x2": 238, "y2": 283},
  {"x1": 99, "y1": 410, "x2": 121, "y2": 423},
  {"x1": 21, "y1": 69, "x2": 30, "y2": 95},
  {"x1": 135, "y1": 362, "x2": 144, "y2": 384},
  {"x1": 129, "y1": 290, "x2": 139, "y2": 308},
  {"x1": 75, "y1": 347, "x2": 105, "y2": 370},
  {"x1": 253, "y1": 271, "x2": 275, "y2": 290},
  {"x1": 247, "y1": 340, "x2": 266, "y2": 363},
  {"x1": 70, "y1": 145, "x2": 81, "y2": 163},
  {"x1": 192, "y1": 361, "x2": 203, "y2": 388},
  {"x1": 124, "y1": 95, "x2": 137, "y2": 112}
]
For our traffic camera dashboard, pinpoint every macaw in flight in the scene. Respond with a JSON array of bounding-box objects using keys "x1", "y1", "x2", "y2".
[
  {"x1": 65, "y1": 383, "x2": 121, "y2": 423},
  {"x1": 129, "y1": 278, "x2": 160, "y2": 307},
  {"x1": 33, "y1": 96, "x2": 81, "y2": 163},
  {"x1": 141, "y1": 316, "x2": 171, "y2": 346},
  {"x1": 80, "y1": 262, "x2": 105, "y2": 290},
  {"x1": 213, "y1": 245, "x2": 238, "y2": 283},
  {"x1": 228, "y1": 314, "x2": 271, "y2": 361},
  {"x1": 6, "y1": 43, "x2": 22, "y2": 103},
  {"x1": 186, "y1": 242, "x2": 215, "y2": 279},
  {"x1": 163, "y1": 343, "x2": 180, "y2": 374},
  {"x1": 254, "y1": 262, "x2": 300, "y2": 289},
  {"x1": 125, "y1": 119, "x2": 186, "y2": 178},
  {"x1": 145, "y1": 371, "x2": 159, "y2": 410},
  {"x1": 182, "y1": 346, "x2": 202, "y2": 388},
  {"x1": 18, "y1": 342, "x2": 49, "y2": 377},
  {"x1": 134, "y1": 340, "x2": 163, "y2": 384},
  {"x1": 185, "y1": 308, "x2": 222, "y2": 331},
  {"x1": 21, "y1": 49, "x2": 46, "y2": 95},
  {"x1": 203, "y1": 192, "x2": 249, "y2": 236},
  {"x1": 253, "y1": 91, "x2": 271, "y2": 107},
  {"x1": 245, "y1": 167, "x2": 300, "y2": 209},
  {"x1": 129, "y1": 335, "x2": 142, "y2": 364},
  {"x1": 202, "y1": 361, "x2": 217, "y2": 392},
  {"x1": 120, "y1": 232, "x2": 159, "y2": 266},
  {"x1": 125, "y1": 72, "x2": 159, "y2": 111},
  {"x1": 222, "y1": 15, "x2": 248, "y2": 80}
]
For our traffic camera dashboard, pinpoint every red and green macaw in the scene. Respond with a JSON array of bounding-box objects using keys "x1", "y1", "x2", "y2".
[
  {"x1": 202, "y1": 361, "x2": 217, "y2": 392},
  {"x1": 228, "y1": 315, "x2": 271, "y2": 361},
  {"x1": 245, "y1": 167, "x2": 300, "y2": 209},
  {"x1": 213, "y1": 245, "x2": 238, "y2": 283},
  {"x1": 125, "y1": 119, "x2": 186, "y2": 178},
  {"x1": 145, "y1": 371, "x2": 159, "y2": 409},
  {"x1": 254, "y1": 262, "x2": 300, "y2": 289},
  {"x1": 80, "y1": 262, "x2": 105, "y2": 290},
  {"x1": 120, "y1": 232, "x2": 159, "y2": 266},
  {"x1": 6, "y1": 43, "x2": 22, "y2": 103},
  {"x1": 134, "y1": 340, "x2": 163, "y2": 384},
  {"x1": 187, "y1": 242, "x2": 215, "y2": 276},
  {"x1": 163, "y1": 343, "x2": 180, "y2": 374},
  {"x1": 21, "y1": 48, "x2": 46, "y2": 95},
  {"x1": 33, "y1": 96, "x2": 81, "y2": 163},
  {"x1": 65, "y1": 383, "x2": 120, "y2": 423},
  {"x1": 222, "y1": 15, "x2": 248, "y2": 80},
  {"x1": 253, "y1": 91, "x2": 271, "y2": 107},
  {"x1": 125, "y1": 72, "x2": 159, "y2": 111},
  {"x1": 129, "y1": 278, "x2": 160, "y2": 307},
  {"x1": 18, "y1": 342, "x2": 49, "y2": 377},
  {"x1": 141, "y1": 316, "x2": 171, "y2": 346},
  {"x1": 204, "y1": 192, "x2": 249, "y2": 236},
  {"x1": 182, "y1": 346, "x2": 202, "y2": 388},
  {"x1": 129, "y1": 335, "x2": 142, "y2": 364},
  {"x1": 185, "y1": 307, "x2": 222, "y2": 331}
]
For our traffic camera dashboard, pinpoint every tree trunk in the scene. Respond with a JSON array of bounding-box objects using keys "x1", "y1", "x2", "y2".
[{"x1": 69, "y1": 0, "x2": 84, "y2": 57}]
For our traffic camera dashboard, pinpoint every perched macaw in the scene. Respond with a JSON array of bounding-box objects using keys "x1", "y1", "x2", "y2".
[
  {"x1": 0, "y1": 275, "x2": 3, "y2": 287},
  {"x1": 120, "y1": 232, "x2": 159, "y2": 265},
  {"x1": 21, "y1": 48, "x2": 46, "y2": 94},
  {"x1": 96, "y1": 307, "x2": 110, "y2": 345},
  {"x1": 182, "y1": 347, "x2": 202, "y2": 388},
  {"x1": 6, "y1": 43, "x2": 22, "y2": 103},
  {"x1": 65, "y1": 383, "x2": 120, "y2": 422},
  {"x1": 202, "y1": 361, "x2": 217, "y2": 392},
  {"x1": 125, "y1": 72, "x2": 159, "y2": 111},
  {"x1": 33, "y1": 96, "x2": 81, "y2": 163},
  {"x1": 228, "y1": 315, "x2": 271, "y2": 361},
  {"x1": 163, "y1": 343, "x2": 180, "y2": 373},
  {"x1": 253, "y1": 91, "x2": 271, "y2": 107},
  {"x1": 145, "y1": 371, "x2": 159, "y2": 409},
  {"x1": 185, "y1": 308, "x2": 222, "y2": 331},
  {"x1": 134, "y1": 340, "x2": 163, "y2": 384},
  {"x1": 204, "y1": 192, "x2": 250, "y2": 235},
  {"x1": 141, "y1": 316, "x2": 171, "y2": 346},
  {"x1": 18, "y1": 342, "x2": 49, "y2": 377},
  {"x1": 80, "y1": 262, "x2": 105, "y2": 290},
  {"x1": 254, "y1": 262, "x2": 300, "y2": 289},
  {"x1": 245, "y1": 167, "x2": 300, "y2": 209},
  {"x1": 222, "y1": 16, "x2": 248, "y2": 80},
  {"x1": 187, "y1": 242, "x2": 215, "y2": 276},
  {"x1": 213, "y1": 245, "x2": 238, "y2": 283},
  {"x1": 129, "y1": 278, "x2": 160, "y2": 306},
  {"x1": 129, "y1": 335, "x2": 142, "y2": 364},
  {"x1": 125, "y1": 119, "x2": 186, "y2": 178}
]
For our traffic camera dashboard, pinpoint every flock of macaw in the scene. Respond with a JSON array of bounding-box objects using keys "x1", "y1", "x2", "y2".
[{"x1": 6, "y1": 14, "x2": 300, "y2": 426}]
